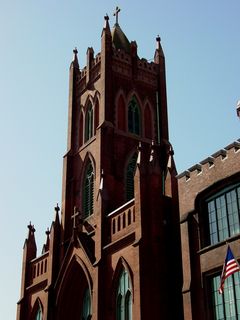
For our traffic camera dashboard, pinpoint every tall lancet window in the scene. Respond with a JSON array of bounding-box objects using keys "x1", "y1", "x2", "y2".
[
  {"x1": 81, "y1": 287, "x2": 92, "y2": 320},
  {"x1": 85, "y1": 102, "x2": 93, "y2": 142},
  {"x1": 128, "y1": 96, "x2": 141, "y2": 135},
  {"x1": 116, "y1": 270, "x2": 132, "y2": 320},
  {"x1": 83, "y1": 162, "x2": 94, "y2": 218},
  {"x1": 126, "y1": 153, "x2": 137, "y2": 201}
]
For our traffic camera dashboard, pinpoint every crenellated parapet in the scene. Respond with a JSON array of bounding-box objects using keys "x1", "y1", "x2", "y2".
[
  {"x1": 177, "y1": 140, "x2": 240, "y2": 181},
  {"x1": 78, "y1": 53, "x2": 101, "y2": 94},
  {"x1": 177, "y1": 139, "x2": 240, "y2": 216}
]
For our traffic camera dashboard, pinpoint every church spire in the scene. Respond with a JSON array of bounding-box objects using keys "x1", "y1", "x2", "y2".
[
  {"x1": 154, "y1": 35, "x2": 164, "y2": 62},
  {"x1": 23, "y1": 222, "x2": 37, "y2": 262},
  {"x1": 102, "y1": 14, "x2": 111, "y2": 36},
  {"x1": 111, "y1": 7, "x2": 130, "y2": 54}
]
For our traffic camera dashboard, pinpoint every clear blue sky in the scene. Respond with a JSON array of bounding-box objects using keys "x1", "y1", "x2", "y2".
[{"x1": 0, "y1": 1, "x2": 239, "y2": 319}]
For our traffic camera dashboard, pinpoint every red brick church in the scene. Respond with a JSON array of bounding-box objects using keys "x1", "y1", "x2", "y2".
[{"x1": 17, "y1": 9, "x2": 240, "y2": 320}]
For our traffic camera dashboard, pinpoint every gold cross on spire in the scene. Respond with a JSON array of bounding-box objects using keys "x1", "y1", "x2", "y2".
[{"x1": 113, "y1": 6, "x2": 121, "y2": 24}]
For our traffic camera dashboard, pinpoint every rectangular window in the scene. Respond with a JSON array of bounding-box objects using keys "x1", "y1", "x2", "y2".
[
  {"x1": 211, "y1": 273, "x2": 240, "y2": 319},
  {"x1": 206, "y1": 184, "x2": 240, "y2": 245}
]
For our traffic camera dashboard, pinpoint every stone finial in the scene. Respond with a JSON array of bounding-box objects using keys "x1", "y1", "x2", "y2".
[
  {"x1": 156, "y1": 35, "x2": 161, "y2": 49},
  {"x1": 27, "y1": 222, "x2": 35, "y2": 233},
  {"x1": 54, "y1": 203, "x2": 60, "y2": 214},
  {"x1": 154, "y1": 35, "x2": 164, "y2": 62},
  {"x1": 72, "y1": 47, "x2": 79, "y2": 68},
  {"x1": 137, "y1": 142, "x2": 142, "y2": 165},
  {"x1": 45, "y1": 227, "x2": 50, "y2": 236},
  {"x1": 103, "y1": 14, "x2": 111, "y2": 36}
]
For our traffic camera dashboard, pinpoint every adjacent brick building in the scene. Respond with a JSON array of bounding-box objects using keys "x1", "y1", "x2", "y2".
[
  {"x1": 178, "y1": 140, "x2": 240, "y2": 320},
  {"x1": 17, "y1": 12, "x2": 240, "y2": 320}
]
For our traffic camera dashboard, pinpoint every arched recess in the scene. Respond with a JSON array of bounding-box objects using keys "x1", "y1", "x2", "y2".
[
  {"x1": 112, "y1": 257, "x2": 134, "y2": 320},
  {"x1": 56, "y1": 255, "x2": 93, "y2": 320},
  {"x1": 143, "y1": 102, "x2": 153, "y2": 139},
  {"x1": 30, "y1": 298, "x2": 43, "y2": 320},
  {"x1": 116, "y1": 92, "x2": 126, "y2": 131},
  {"x1": 81, "y1": 153, "x2": 96, "y2": 218}
]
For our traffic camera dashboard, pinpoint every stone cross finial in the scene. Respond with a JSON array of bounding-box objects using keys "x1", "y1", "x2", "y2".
[
  {"x1": 113, "y1": 6, "x2": 121, "y2": 24},
  {"x1": 54, "y1": 203, "x2": 60, "y2": 214},
  {"x1": 28, "y1": 221, "x2": 35, "y2": 233},
  {"x1": 71, "y1": 206, "x2": 80, "y2": 229}
]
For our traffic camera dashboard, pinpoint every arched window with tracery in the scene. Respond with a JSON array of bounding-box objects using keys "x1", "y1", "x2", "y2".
[
  {"x1": 116, "y1": 270, "x2": 132, "y2": 320},
  {"x1": 128, "y1": 96, "x2": 141, "y2": 135},
  {"x1": 126, "y1": 153, "x2": 137, "y2": 201},
  {"x1": 83, "y1": 161, "x2": 94, "y2": 218},
  {"x1": 81, "y1": 287, "x2": 92, "y2": 320},
  {"x1": 144, "y1": 103, "x2": 152, "y2": 139},
  {"x1": 117, "y1": 95, "x2": 126, "y2": 131},
  {"x1": 85, "y1": 102, "x2": 93, "y2": 142}
]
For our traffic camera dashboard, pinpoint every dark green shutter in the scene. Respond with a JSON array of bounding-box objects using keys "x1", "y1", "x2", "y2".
[{"x1": 126, "y1": 153, "x2": 137, "y2": 201}]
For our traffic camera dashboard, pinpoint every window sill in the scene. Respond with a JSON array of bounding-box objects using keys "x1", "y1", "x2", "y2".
[{"x1": 198, "y1": 233, "x2": 240, "y2": 255}]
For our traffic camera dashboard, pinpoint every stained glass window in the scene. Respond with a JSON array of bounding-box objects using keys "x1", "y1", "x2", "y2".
[
  {"x1": 128, "y1": 96, "x2": 140, "y2": 135},
  {"x1": 35, "y1": 306, "x2": 42, "y2": 320},
  {"x1": 116, "y1": 270, "x2": 132, "y2": 320},
  {"x1": 81, "y1": 288, "x2": 91, "y2": 320}
]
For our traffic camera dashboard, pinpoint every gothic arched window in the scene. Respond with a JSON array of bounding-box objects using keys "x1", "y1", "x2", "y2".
[
  {"x1": 83, "y1": 162, "x2": 94, "y2": 218},
  {"x1": 85, "y1": 102, "x2": 93, "y2": 142},
  {"x1": 116, "y1": 270, "x2": 132, "y2": 320},
  {"x1": 81, "y1": 287, "x2": 92, "y2": 320},
  {"x1": 126, "y1": 153, "x2": 137, "y2": 201},
  {"x1": 128, "y1": 96, "x2": 141, "y2": 135}
]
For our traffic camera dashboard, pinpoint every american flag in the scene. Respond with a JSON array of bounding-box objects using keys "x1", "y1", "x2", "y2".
[{"x1": 218, "y1": 246, "x2": 240, "y2": 294}]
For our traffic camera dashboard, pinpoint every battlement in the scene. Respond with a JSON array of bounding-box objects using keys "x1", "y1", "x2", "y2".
[
  {"x1": 138, "y1": 58, "x2": 157, "y2": 73},
  {"x1": 113, "y1": 48, "x2": 131, "y2": 63},
  {"x1": 177, "y1": 139, "x2": 240, "y2": 182}
]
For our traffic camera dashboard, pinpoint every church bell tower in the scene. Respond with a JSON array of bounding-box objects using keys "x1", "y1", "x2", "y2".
[{"x1": 17, "y1": 9, "x2": 183, "y2": 320}]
